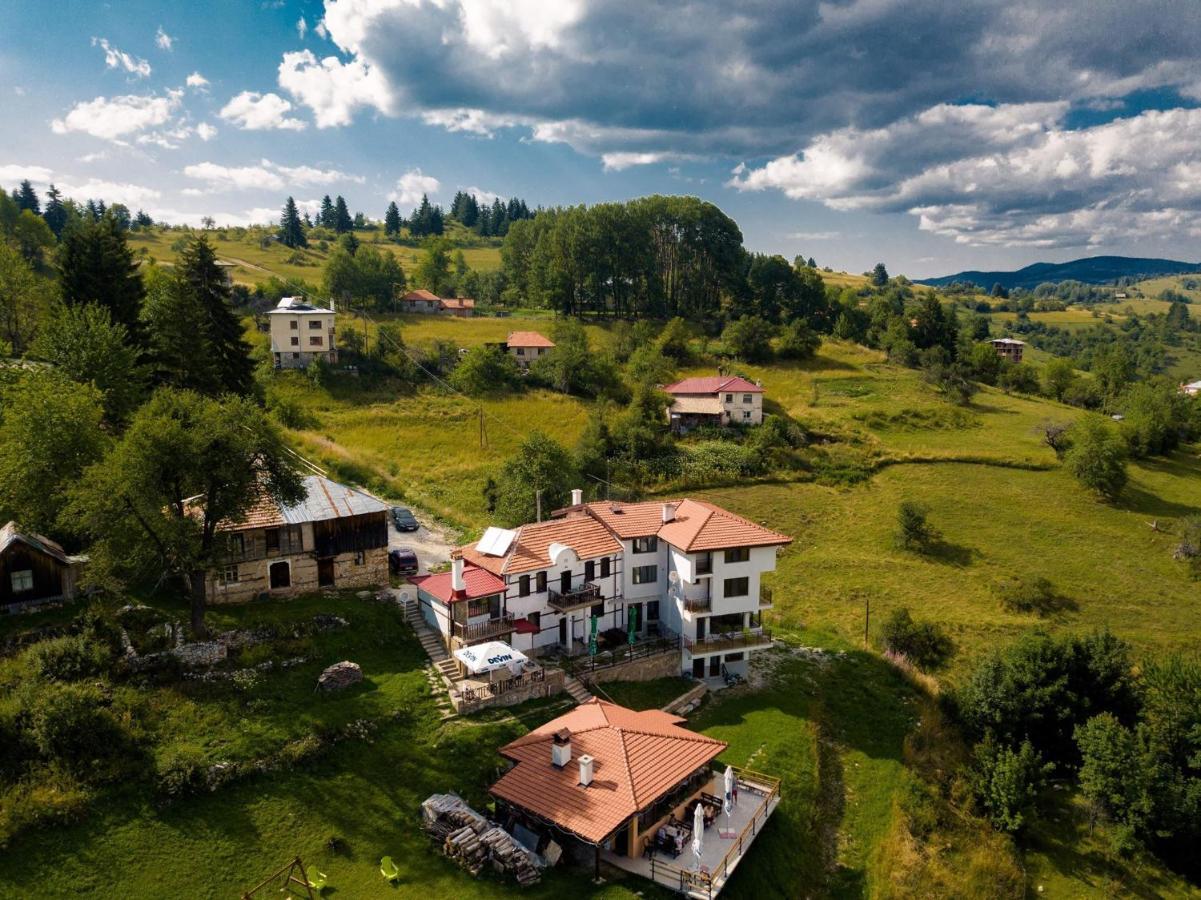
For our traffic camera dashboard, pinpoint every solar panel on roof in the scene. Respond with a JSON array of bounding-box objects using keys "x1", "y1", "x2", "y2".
[{"x1": 478, "y1": 526, "x2": 517, "y2": 556}]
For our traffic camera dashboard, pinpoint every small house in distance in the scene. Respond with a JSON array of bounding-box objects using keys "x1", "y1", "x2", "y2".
[
  {"x1": 1, "y1": 522, "x2": 86, "y2": 612},
  {"x1": 505, "y1": 331, "x2": 555, "y2": 368},
  {"x1": 269, "y1": 297, "x2": 337, "y2": 370},
  {"x1": 662, "y1": 376, "x2": 764, "y2": 432},
  {"x1": 206, "y1": 475, "x2": 389, "y2": 603},
  {"x1": 398, "y1": 290, "x2": 476, "y2": 317},
  {"x1": 989, "y1": 337, "x2": 1025, "y2": 363}
]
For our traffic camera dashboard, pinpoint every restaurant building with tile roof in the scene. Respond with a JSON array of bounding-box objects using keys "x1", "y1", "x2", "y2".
[
  {"x1": 205, "y1": 475, "x2": 389, "y2": 603},
  {"x1": 662, "y1": 375, "x2": 765, "y2": 432},
  {"x1": 452, "y1": 491, "x2": 790, "y2": 679}
]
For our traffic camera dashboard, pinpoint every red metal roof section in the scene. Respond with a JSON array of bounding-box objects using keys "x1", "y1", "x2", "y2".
[
  {"x1": 490, "y1": 699, "x2": 727, "y2": 844},
  {"x1": 411, "y1": 565, "x2": 505, "y2": 604}
]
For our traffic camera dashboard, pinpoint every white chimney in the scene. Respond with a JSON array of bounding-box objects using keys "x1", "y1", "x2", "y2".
[
  {"x1": 662, "y1": 502, "x2": 676, "y2": 523},
  {"x1": 451, "y1": 556, "x2": 465, "y2": 592},
  {"x1": 571, "y1": 488, "x2": 583, "y2": 507},
  {"x1": 578, "y1": 754, "x2": 594, "y2": 787},
  {"x1": 552, "y1": 728, "x2": 572, "y2": 768}
]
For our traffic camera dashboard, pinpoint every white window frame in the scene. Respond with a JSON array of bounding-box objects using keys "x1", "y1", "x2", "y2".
[
  {"x1": 632, "y1": 564, "x2": 658, "y2": 585},
  {"x1": 10, "y1": 569, "x2": 33, "y2": 593}
]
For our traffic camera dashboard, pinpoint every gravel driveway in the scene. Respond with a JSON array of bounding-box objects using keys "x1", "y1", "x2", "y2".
[{"x1": 388, "y1": 513, "x2": 456, "y2": 575}]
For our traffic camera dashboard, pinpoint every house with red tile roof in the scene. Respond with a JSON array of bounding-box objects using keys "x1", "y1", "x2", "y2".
[
  {"x1": 661, "y1": 375, "x2": 764, "y2": 432},
  {"x1": 489, "y1": 698, "x2": 782, "y2": 894},
  {"x1": 505, "y1": 331, "x2": 555, "y2": 368},
  {"x1": 411, "y1": 557, "x2": 511, "y2": 651},
  {"x1": 205, "y1": 475, "x2": 389, "y2": 604},
  {"x1": 454, "y1": 489, "x2": 790, "y2": 680},
  {"x1": 398, "y1": 290, "x2": 476, "y2": 317}
]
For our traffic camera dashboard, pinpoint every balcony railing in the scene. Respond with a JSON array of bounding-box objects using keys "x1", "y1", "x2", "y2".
[
  {"x1": 681, "y1": 594, "x2": 711, "y2": 613},
  {"x1": 695, "y1": 555, "x2": 713, "y2": 576},
  {"x1": 759, "y1": 585, "x2": 774, "y2": 609},
  {"x1": 547, "y1": 582, "x2": 603, "y2": 613},
  {"x1": 453, "y1": 614, "x2": 515, "y2": 644},
  {"x1": 684, "y1": 627, "x2": 773, "y2": 654}
]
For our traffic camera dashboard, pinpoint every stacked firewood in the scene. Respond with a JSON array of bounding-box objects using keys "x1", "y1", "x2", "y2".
[{"x1": 421, "y1": 793, "x2": 542, "y2": 886}]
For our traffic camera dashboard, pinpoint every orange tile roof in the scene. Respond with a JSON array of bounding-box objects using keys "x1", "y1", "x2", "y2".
[
  {"x1": 662, "y1": 376, "x2": 763, "y2": 395},
  {"x1": 506, "y1": 330, "x2": 555, "y2": 348},
  {"x1": 401, "y1": 289, "x2": 440, "y2": 301},
  {"x1": 580, "y1": 499, "x2": 791, "y2": 551},
  {"x1": 441, "y1": 297, "x2": 476, "y2": 310},
  {"x1": 490, "y1": 700, "x2": 726, "y2": 844},
  {"x1": 458, "y1": 516, "x2": 623, "y2": 576}
]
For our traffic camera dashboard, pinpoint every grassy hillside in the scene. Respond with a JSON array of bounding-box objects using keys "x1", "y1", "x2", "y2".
[{"x1": 128, "y1": 223, "x2": 502, "y2": 288}]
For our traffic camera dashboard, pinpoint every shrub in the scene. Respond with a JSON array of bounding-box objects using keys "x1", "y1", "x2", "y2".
[
  {"x1": 0, "y1": 774, "x2": 90, "y2": 848},
  {"x1": 894, "y1": 500, "x2": 938, "y2": 552},
  {"x1": 448, "y1": 345, "x2": 520, "y2": 396},
  {"x1": 878, "y1": 607, "x2": 954, "y2": 671},
  {"x1": 992, "y1": 575, "x2": 1070, "y2": 616},
  {"x1": 27, "y1": 683, "x2": 133, "y2": 778},
  {"x1": 29, "y1": 634, "x2": 112, "y2": 682},
  {"x1": 155, "y1": 751, "x2": 204, "y2": 800},
  {"x1": 0, "y1": 702, "x2": 32, "y2": 781},
  {"x1": 721, "y1": 316, "x2": 776, "y2": 363},
  {"x1": 776, "y1": 319, "x2": 821, "y2": 360},
  {"x1": 969, "y1": 737, "x2": 1053, "y2": 834}
]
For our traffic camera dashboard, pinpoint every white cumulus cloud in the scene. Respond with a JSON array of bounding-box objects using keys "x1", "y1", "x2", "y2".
[
  {"x1": 155, "y1": 27, "x2": 174, "y2": 51},
  {"x1": 92, "y1": 37, "x2": 151, "y2": 77},
  {"x1": 186, "y1": 71, "x2": 209, "y2": 89},
  {"x1": 0, "y1": 164, "x2": 55, "y2": 184},
  {"x1": 195, "y1": 122, "x2": 217, "y2": 141},
  {"x1": 390, "y1": 169, "x2": 440, "y2": 206},
  {"x1": 183, "y1": 159, "x2": 360, "y2": 192},
  {"x1": 219, "y1": 91, "x2": 306, "y2": 131},
  {"x1": 277, "y1": 49, "x2": 390, "y2": 128},
  {"x1": 297, "y1": 16, "x2": 308, "y2": 39},
  {"x1": 52, "y1": 91, "x2": 182, "y2": 142}
]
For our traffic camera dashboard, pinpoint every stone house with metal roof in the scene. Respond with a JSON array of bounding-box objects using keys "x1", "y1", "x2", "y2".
[{"x1": 206, "y1": 475, "x2": 389, "y2": 603}]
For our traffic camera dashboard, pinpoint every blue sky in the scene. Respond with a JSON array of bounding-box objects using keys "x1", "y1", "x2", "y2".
[{"x1": 3, "y1": 0, "x2": 1201, "y2": 278}]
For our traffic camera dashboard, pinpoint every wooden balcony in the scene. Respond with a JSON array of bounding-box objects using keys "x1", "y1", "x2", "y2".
[
  {"x1": 684, "y1": 627, "x2": 773, "y2": 654},
  {"x1": 453, "y1": 614, "x2": 515, "y2": 644},
  {"x1": 547, "y1": 582, "x2": 603, "y2": 613}
]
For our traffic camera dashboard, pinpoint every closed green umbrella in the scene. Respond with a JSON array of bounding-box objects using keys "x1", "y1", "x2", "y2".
[
  {"x1": 627, "y1": 605, "x2": 638, "y2": 646},
  {"x1": 588, "y1": 614, "x2": 598, "y2": 657}
]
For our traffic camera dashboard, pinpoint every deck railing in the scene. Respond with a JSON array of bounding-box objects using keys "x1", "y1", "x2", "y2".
[
  {"x1": 453, "y1": 614, "x2": 515, "y2": 644},
  {"x1": 683, "y1": 628, "x2": 773, "y2": 654},
  {"x1": 547, "y1": 582, "x2": 603, "y2": 612}
]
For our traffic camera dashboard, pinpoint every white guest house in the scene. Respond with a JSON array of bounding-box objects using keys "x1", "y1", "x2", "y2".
[
  {"x1": 421, "y1": 492, "x2": 790, "y2": 680},
  {"x1": 269, "y1": 297, "x2": 337, "y2": 370}
]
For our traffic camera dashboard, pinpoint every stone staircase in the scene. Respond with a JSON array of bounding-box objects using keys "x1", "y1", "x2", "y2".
[
  {"x1": 563, "y1": 673, "x2": 594, "y2": 704},
  {"x1": 396, "y1": 590, "x2": 457, "y2": 719}
]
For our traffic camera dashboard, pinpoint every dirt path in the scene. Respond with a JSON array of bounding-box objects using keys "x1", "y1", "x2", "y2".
[{"x1": 389, "y1": 514, "x2": 456, "y2": 575}]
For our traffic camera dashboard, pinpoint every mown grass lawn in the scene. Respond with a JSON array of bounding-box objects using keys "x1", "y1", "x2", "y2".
[{"x1": 593, "y1": 677, "x2": 695, "y2": 711}]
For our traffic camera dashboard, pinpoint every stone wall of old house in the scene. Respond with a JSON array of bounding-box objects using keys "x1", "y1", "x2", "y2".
[
  {"x1": 206, "y1": 547, "x2": 386, "y2": 605},
  {"x1": 577, "y1": 647, "x2": 682, "y2": 686}
]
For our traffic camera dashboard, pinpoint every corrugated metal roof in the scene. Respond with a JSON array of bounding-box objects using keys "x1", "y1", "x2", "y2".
[
  {"x1": 0, "y1": 521, "x2": 70, "y2": 565},
  {"x1": 279, "y1": 476, "x2": 389, "y2": 524}
]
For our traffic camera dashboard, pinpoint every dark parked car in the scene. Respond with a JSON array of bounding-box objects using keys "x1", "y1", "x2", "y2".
[
  {"x1": 391, "y1": 506, "x2": 419, "y2": 531},
  {"x1": 389, "y1": 548, "x2": 419, "y2": 577}
]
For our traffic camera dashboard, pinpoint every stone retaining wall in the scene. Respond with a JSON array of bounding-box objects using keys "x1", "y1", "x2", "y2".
[{"x1": 576, "y1": 647, "x2": 681, "y2": 685}]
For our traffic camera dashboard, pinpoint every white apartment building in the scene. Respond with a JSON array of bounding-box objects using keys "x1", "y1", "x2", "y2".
[
  {"x1": 442, "y1": 492, "x2": 790, "y2": 679},
  {"x1": 269, "y1": 297, "x2": 337, "y2": 370}
]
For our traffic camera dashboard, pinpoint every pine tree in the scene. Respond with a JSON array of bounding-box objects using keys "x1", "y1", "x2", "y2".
[
  {"x1": 58, "y1": 212, "x2": 146, "y2": 340},
  {"x1": 430, "y1": 205, "x2": 444, "y2": 235},
  {"x1": 477, "y1": 204, "x2": 492, "y2": 237},
  {"x1": 319, "y1": 195, "x2": 334, "y2": 229},
  {"x1": 334, "y1": 195, "x2": 352, "y2": 233},
  {"x1": 411, "y1": 194, "x2": 432, "y2": 237},
  {"x1": 278, "y1": 196, "x2": 307, "y2": 248},
  {"x1": 42, "y1": 185, "x2": 67, "y2": 237},
  {"x1": 178, "y1": 235, "x2": 255, "y2": 396},
  {"x1": 462, "y1": 194, "x2": 479, "y2": 228},
  {"x1": 134, "y1": 209, "x2": 154, "y2": 228},
  {"x1": 490, "y1": 198, "x2": 507, "y2": 236},
  {"x1": 14, "y1": 180, "x2": 40, "y2": 215},
  {"x1": 303, "y1": 212, "x2": 313, "y2": 228},
  {"x1": 384, "y1": 201, "x2": 401, "y2": 237}
]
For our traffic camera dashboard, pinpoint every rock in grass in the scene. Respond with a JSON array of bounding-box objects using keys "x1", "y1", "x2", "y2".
[{"x1": 317, "y1": 660, "x2": 363, "y2": 692}]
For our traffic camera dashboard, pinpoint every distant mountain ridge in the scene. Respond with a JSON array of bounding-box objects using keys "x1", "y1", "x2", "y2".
[{"x1": 916, "y1": 255, "x2": 1201, "y2": 291}]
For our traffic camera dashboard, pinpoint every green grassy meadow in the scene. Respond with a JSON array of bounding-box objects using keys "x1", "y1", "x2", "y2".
[{"x1": 128, "y1": 224, "x2": 503, "y2": 288}]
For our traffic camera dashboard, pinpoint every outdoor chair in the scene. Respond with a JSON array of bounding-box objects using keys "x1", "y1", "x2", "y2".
[{"x1": 380, "y1": 855, "x2": 400, "y2": 882}]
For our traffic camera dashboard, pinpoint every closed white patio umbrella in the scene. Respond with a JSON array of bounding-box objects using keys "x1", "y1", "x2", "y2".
[
  {"x1": 692, "y1": 800, "x2": 705, "y2": 870},
  {"x1": 723, "y1": 765, "x2": 735, "y2": 837}
]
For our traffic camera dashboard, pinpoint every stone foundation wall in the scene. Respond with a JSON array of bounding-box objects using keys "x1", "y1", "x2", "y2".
[
  {"x1": 207, "y1": 547, "x2": 387, "y2": 605},
  {"x1": 451, "y1": 668, "x2": 566, "y2": 715},
  {"x1": 577, "y1": 648, "x2": 682, "y2": 685}
]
